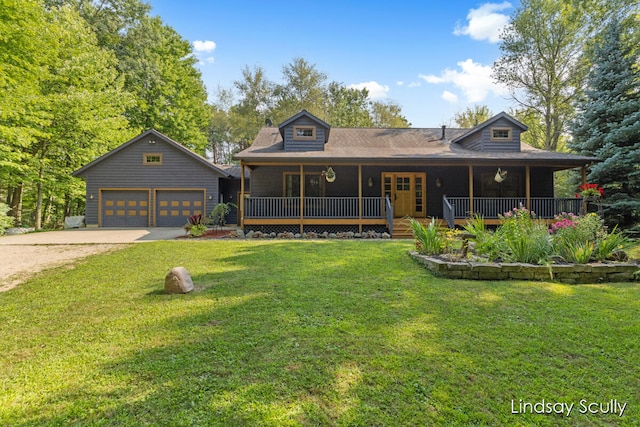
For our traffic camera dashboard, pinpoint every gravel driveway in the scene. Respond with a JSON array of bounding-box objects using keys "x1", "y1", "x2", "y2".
[
  {"x1": 0, "y1": 228, "x2": 185, "y2": 292},
  {"x1": 0, "y1": 244, "x2": 125, "y2": 292}
]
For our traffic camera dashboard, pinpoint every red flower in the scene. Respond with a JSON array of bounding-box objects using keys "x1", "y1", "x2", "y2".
[{"x1": 577, "y1": 183, "x2": 604, "y2": 198}]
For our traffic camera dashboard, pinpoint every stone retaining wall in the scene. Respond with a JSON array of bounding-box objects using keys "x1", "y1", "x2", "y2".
[{"x1": 410, "y1": 252, "x2": 640, "y2": 284}]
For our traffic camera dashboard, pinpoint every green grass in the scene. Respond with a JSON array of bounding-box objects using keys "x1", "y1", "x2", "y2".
[{"x1": 1, "y1": 240, "x2": 639, "y2": 426}]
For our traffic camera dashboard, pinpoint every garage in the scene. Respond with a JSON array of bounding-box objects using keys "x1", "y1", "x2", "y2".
[
  {"x1": 155, "y1": 189, "x2": 205, "y2": 227},
  {"x1": 101, "y1": 190, "x2": 150, "y2": 227}
]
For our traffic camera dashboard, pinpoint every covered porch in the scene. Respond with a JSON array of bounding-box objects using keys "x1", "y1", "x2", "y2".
[{"x1": 238, "y1": 162, "x2": 588, "y2": 235}]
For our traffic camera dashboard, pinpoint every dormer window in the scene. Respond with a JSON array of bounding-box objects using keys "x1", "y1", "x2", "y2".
[
  {"x1": 293, "y1": 126, "x2": 316, "y2": 140},
  {"x1": 491, "y1": 128, "x2": 512, "y2": 141}
]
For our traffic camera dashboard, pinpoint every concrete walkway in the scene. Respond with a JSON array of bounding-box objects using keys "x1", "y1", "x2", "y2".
[{"x1": 0, "y1": 227, "x2": 187, "y2": 245}]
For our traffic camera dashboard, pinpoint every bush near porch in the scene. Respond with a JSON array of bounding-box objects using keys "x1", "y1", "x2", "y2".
[
  {"x1": 1, "y1": 240, "x2": 639, "y2": 426},
  {"x1": 412, "y1": 208, "x2": 632, "y2": 265}
]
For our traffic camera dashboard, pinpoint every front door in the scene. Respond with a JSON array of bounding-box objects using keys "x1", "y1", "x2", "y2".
[
  {"x1": 382, "y1": 173, "x2": 426, "y2": 218},
  {"x1": 394, "y1": 174, "x2": 414, "y2": 217}
]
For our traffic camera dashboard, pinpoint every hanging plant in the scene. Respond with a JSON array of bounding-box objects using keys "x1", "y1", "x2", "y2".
[{"x1": 323, "y1": 167, "x2": 336, "y2": 183}]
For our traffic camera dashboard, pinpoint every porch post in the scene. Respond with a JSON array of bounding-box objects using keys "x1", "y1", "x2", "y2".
[
  {"x1": 299, "y1": 164, "x2": 304, "y2": 234},
  {"x1": 468, "y1": 165, "x2": 474, "y2": 216},
  {"x1": 358, "y1": 164, "x2": 363, "y2": 234},
  {"x1": 581, "y1": 166, "x2": 587, "y2": 185},
  {"x1": 240, "y1": 161, "x2": 245, "y2": 228},
  {"x1": 525, "y1": 165, "x2": 531, "y2": 209}
]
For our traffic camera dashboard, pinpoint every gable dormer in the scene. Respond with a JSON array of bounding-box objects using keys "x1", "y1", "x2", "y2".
[
  {"x1": 278, "y1": 110, "x2": 331, "y2": 152},
  {"x1": 451, "y1": 112, "x2": 527, "y2": 152}
]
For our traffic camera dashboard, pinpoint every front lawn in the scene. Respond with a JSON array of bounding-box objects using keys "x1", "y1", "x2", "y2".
[{"x1": 1, "y1": 240, "x2": 638, "y2": 426}]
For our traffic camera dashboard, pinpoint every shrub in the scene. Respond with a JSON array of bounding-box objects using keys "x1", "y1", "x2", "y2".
[
  {"x1": 210, "y1": 202, "x2": 237, "y2": 227},
  {"x1": 409, "y1": 217, "x2": 446, "y2": 255},
  {"x1": 183, "y1": 214, "x2": 209, "y2": 237},
  {"x1": 496, "y1": 206, "x2": 552, "y2": 264},
  {"x1": 0, "y1": 203, "x2": 14, "y2": 233},
  {"x1": 594, "y1": 225, "x2": 629, "y2": 261},
  {"x1": 463, "y1": 215, "x2": 502, "y2": 261}
]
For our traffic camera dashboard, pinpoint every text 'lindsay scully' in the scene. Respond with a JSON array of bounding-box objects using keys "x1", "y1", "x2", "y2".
[{"x1": 511, "y1": 399, "x2": 628, "y2": 417}]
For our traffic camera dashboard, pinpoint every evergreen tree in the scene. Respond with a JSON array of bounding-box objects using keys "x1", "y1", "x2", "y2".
[{"x1": 570, "y1": 19, "x2": 640, "y2": 227}]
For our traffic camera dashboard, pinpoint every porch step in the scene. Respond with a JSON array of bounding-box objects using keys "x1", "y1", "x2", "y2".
[{"x1": 391, "y1": 218, "x2": 448, "y2": 239}]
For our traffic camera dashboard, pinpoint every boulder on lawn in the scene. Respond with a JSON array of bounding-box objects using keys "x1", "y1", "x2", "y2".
[{"x1": 164, "y1": 267, "x2": 194, "y2": 294}]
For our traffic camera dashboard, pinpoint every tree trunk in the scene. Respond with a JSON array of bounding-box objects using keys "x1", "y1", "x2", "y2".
[
  {"x1": 9, "y1": 184, "x2": 23, "y2": 226},
  {"x1": 35, "y1": 165, "x2": 45, "y2": 230}
]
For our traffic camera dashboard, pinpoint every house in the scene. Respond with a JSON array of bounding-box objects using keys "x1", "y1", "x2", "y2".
[
  {"x1": 234, "y1": 110, "x2": 597, "y2": 235},
  {"x1": 72, "y1": 129, "x2": 241, "y2": 227}
]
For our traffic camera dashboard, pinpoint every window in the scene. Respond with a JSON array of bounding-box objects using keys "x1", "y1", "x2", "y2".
[
  {"x1": 490, "y1": 128, "x2": 512, "y2": 141},
  {"x1": 143, "y1": 153, "x2": 163, "y2": 165},
  {"x1": 293, "y1": 126, "x2": 316, "y2": 140},
  {"x1": 284, "y1": 172, "x2": 323, "y2": 197}
]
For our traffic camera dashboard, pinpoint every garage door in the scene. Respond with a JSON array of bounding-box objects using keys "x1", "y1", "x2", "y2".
[
  {"x1": 156, "y1": 190, "x2": 205, "y2": 227},
  {"x1": 101, "y1": 190, "x2": 149, "y2": 227}
]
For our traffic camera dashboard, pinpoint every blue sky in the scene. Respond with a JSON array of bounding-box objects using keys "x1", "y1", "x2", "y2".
[{"x1": 147, "y1": 1, "x2": 519, "y2": 128}]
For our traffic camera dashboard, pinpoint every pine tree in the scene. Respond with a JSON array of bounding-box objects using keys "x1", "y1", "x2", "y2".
[{"x1": 569, "y1": 18, "x2": 640, "y2": 227}]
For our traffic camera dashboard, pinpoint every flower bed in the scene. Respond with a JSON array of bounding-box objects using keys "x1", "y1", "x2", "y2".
[{"x1": 410, "y1": 252, "x2": 640, "y2": 284}]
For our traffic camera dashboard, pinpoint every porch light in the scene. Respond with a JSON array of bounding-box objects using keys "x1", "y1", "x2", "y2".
[
  {"x1": 89, "y1": 194, "x2": 94, "y2": 200},
  {"x1": 148, "y1": 139, "x2": 156, "y2": 144},
  {"x1": 368, "y1": 177, "x2": 374, "y2": 188},
  {"x1": 435, "y1": 177, "x2": 442, "y2": 188}
]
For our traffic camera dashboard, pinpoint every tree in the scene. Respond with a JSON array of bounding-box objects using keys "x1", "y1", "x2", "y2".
[
  {"x1": 569, "y1": 18, "x2": 640, "y2": 227},
  {"x1": 370, "y1": 100, "x2": 411, "y2": 128},
  {"x1": 0, "y1": 0, "x2": 55, "y2": 224},
  {"x1": 324, "y1": 83, "x2": 373, "y2": 127},
  {"x1": 31, "y1": 6, "x2": 134, "y2": 229},
  {"x1": 273, "y1": 57, "x2": 327, "y2": 122},
  {"x1": 453, "y1": 105, "x2": 493, "y2": 128},
  {"x1": 45, "y1": 0, "x2": 150, "y2": 50},
  {"x1": 118, "y1": 16, "x2": 209, "y2": 152},
  {"x1": 228, "y1": 65, "x2": 274, "y2": 151},
  {"x1": 493, "y1": 0, "x2": 590, "y2": 151}
]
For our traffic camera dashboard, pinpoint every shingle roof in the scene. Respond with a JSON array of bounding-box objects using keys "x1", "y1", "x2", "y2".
[
  {"x1": 235, "y1": 126, "x2": 597, "y2": 168},
  {"x1": 214, "y1": 163, "x2": 251, "y2": 179},
  {"x1": 73, "y1": 129, "x2": 229, "y2": 177}
]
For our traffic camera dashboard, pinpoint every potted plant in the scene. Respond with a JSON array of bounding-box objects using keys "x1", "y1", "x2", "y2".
[
  {"x1": 323, "y1": 167, "x2": 336, "y2": 183},
  {"x1": 577, "y1": 183, "x2": 604, "y2": 199}
]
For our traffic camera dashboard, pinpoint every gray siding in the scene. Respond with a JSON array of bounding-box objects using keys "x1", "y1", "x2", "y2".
[
  {"x1": 82, "y1": 136, "x2": 220, "y2": 226},
  {"x1": 283, "y1": 117, "x2": 326, "y2": 151},
  {"x1": 458, "y1": 118, "x2": 522, "y2": 152}
]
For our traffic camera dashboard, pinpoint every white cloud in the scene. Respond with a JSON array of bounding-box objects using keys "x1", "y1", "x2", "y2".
[
  {"x1": 348, "y1": 81, "x2": 390, "y2": 99},
  {"x1": 419, "y1": 58, "x2": 508, "y2": 103},
  {"x1": 193, "y1": 40, "x2": 216, "y2": 53},
  {"x1": 408, "y1": 81, "x2": 422, "y2": 88},
  {"x1": 442, "y1": 91, "x2": 458, "y2": 103},
  {"x1": 397, "y1": 81, "x2": 404, "y2": 86},
  {"x1": 454, "y1": 2, "x2": 512, "y2": 43}
]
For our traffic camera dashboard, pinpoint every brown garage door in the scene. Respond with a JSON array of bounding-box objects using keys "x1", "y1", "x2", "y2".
[
  {"x1": 101, "y1": 190, "x2": 149, "y2": 227},
  {"x1": 156, "y1": 190, "x2": 205, "y2": 227}
]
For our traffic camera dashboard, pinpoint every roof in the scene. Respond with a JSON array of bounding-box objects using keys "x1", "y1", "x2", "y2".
[
  {"x1": 451, "y1": 111, "x2": 528, "y2": 144},
  {"x1": 72, "y1": 129, "x2": 229, "y2": 177},
  {"x1": 214, "y1": 163, "x2": 251, "y2": 179},
  {"x1": 278, "y1": 109, "x2": 331, "y2": 141},
  {"x1": 235, "y1": 126, "x2": 597, "y2": 168}
]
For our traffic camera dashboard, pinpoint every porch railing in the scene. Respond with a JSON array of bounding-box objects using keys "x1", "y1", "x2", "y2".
[
  {"x1": 244, "y1": 196, "x2": 385, "y2": 219},
  {"x1": 385, "y1": 196, "x2": 393, "y2": 235},
  {"x1": 443, "y1": 195, "x2": 455, "y2": 228},
  {"x1": 446, "y1": 197, "x2": 583, "y2": 219}
]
